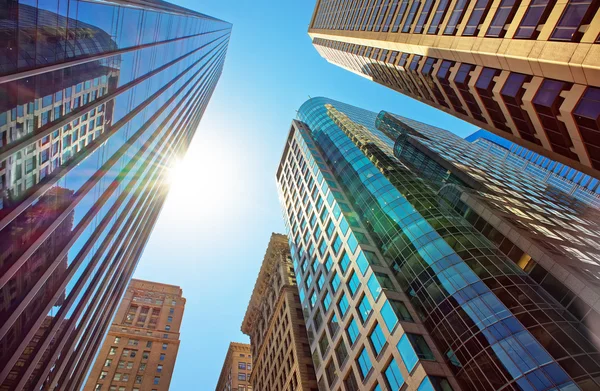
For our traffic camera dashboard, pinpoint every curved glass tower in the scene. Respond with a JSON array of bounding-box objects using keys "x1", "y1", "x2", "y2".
[
  {"x1": 276, "y1": 97, "x2": 600, "y2": 390},
  {"x1": 0, "y1": 1, "x2": 231, "y2": 390}
]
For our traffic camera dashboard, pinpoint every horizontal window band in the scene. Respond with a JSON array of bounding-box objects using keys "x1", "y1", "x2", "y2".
[
  {"x1": 0, "y1": 31, "x2": 229, "y2": 163},
  {"x1": 0, "y1": 71, "x2": 206, "y2": 386},
  {"x1": 0, "y1": 38, "x2": 228, "y2": 237},
  {"x1": 0, "y1": 27, "x2": 231, "y2": 85},
  {"x1": 0, "y1": 53, "x2": 217, "y2": 353}
]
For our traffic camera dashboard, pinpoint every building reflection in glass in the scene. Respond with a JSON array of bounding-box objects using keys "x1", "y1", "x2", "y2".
[{"x1": 0, "y1": 0, "x2": 231, "y2": 389}]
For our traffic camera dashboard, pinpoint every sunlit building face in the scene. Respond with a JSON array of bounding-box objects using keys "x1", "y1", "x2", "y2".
[
  {"x1": 0, "y1": 1, "x2": 231, "y2": 390},
  {"x1": 276, "y1": 97, "x2": 600, "y2": 391},
  {"x1": 307, "y1": 1, "x2": 600, "y2": 178}
]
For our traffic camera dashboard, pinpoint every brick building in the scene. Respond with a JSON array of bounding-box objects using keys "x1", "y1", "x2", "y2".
[
  {"x1": 83, "y1": 279, "x2": 185, "y2": 391},
  {"x1": 242, "y1": 234, "x2": 318, "y2": 391}
]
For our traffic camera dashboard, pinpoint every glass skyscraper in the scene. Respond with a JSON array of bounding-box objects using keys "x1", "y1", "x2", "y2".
[
  {"x1": 0, "y1": 1, "x2": 230, "y2": 390},
  {"x1": 277, "y1": 97, "x2": 600, "y2": 390}
]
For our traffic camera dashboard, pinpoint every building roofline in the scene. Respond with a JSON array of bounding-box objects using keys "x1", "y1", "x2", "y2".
[
  {"x1": 240, "y1": 233, "x2": 289, "y2": 334},
  {"x1": 215, "y1": 342, "x2": 251, "y2": 390}
]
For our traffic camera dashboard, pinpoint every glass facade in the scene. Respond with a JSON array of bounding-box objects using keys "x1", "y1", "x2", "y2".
[
  {"x1": 0, "y1": 1, "x2": 230, "y2": 390},
  {"x1": 466, "y1": 129, "x2": 600, "y2": 209},
  {"x1": 276, "y1": 97, "x2": 600, "y2": 390}
]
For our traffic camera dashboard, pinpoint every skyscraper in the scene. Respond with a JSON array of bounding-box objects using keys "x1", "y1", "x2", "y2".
[
  {"x1": 0, "y1": 1, "x2": 231, "y2": 389},
  {"x1": 241, "y1": 233, "x2": 319, "y2": 391},
  {"x1": 307, "y1": 2, "x2": 600, "y2": 177},
  {"x1": 83, "y1": 279, "x2": 185, "y2": 391},
  {"x1": 215, "y1": 342, "x2": 252, "y2": 391},
  {"x1": 277, "y1": 97, "x2": 600, "y2": 390}
]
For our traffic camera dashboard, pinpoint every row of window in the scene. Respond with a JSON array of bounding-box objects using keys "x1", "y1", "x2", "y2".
[
  {"x1": 313, "y1": 38, "x2": 600, "y2": 169},
  {"x1": 313, "y1": 0, "x2": 599, "y2": 42}
]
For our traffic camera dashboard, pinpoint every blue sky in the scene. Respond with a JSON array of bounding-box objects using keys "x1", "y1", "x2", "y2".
[{"x1": 132, "y1": 0, "x2": 477, "y2": 389}]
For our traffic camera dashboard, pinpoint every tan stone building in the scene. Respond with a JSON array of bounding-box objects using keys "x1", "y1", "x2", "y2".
[
  {"x1": 215, "y1": 342, "x2": 252, "y2": 391},
  {"x1": 308, "y1": 0, "x2": 600, "y2": 178},
  {"x1": 83, "y1": 279, "x2": 185, "y2": 391},
  {"x1": 241, "y1": 234, "x2": 318, "y2": 391}
]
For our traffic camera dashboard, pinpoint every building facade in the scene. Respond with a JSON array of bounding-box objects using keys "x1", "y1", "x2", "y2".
[
  {"x1": 308, "y1": 1, "x2": 600, "y2": 177},
  {"x1": 276, "y1": 97, "x2": 600, "y2": 390},
  {"x1": 0, "y1": 1, "x2": 231, "y2": 389},
  {"x1": 241, "y1": 233, "x2": 319, "y2": 391},
  {"x1": 83, "y1": 279, "x2": 185, "y2": 391},
  {"x1": 215, "y1": 342, "x2": 253, "y2": 391},
  {"x1": 466, "y1": 129, "x2": 600, "y2": 208}
]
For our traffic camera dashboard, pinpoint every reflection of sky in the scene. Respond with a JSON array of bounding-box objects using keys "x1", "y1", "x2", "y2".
[{"x1": 128, "y1": 1, "x2": 478, "y2": 390}]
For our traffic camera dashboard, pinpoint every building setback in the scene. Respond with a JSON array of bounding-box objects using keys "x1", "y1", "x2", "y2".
[
  {"x1": 241, "y1": 233, "x2": 319, "y2": 391},
  {"x1": 0, "y1": 1, "x2": 230, "y2": 389},
  {"x1": 307, "y1": 1, "x2": 600, "y2": 177},
  {"x1": 83, "y1": 279, "x2": 185, "y2": 391},
  {"x1": 215, "y1": 342, "x2": 253, "y2": 391},
  {"x1": 277, "y1": 97, "x2": 600, "y2": 390}
]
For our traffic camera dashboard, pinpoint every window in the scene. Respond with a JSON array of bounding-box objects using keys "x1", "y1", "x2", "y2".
[
  {"x1": 165, "y1": 325, "x2": 171, "y2": 331},
  {"x1": 160, "y1": 354, "x2": 165, "y2": 361},
  {"x1": 135, "y1": 376, "x2": 143, "y2": 383},
  {"x1": 153, "y1": 377, "x2": 160, "y2": 385},
  {"x1": 367, "y1": 274, "x2": 382, "y2": 300},
  {"x1": 113, "y1": 373, "x2": 121, "y2": 381},
  {"x1": 344, "y1": 372, "x2": 360, "y2": 391},
  {"x1": 325, "y1": 360, "x2": 337, "y2": 387},
  {"x1": 317, "y1": 274, "x2": 325, "y2": 291},
  {"x1": 157, "y1": 364, "x2": 163, "y2": 373},
  {"x1": 348, "y1": 272, "x2": 360, "y2": 296},
  {"x1": 139, "y1": 364, "x2": 146, "y2": 372},
  {"x1": 94, "y1": 384, "x2": 102, "y2": 390},
  {"x1": 331, "y1": 273, "x2": 341, "y2": 293},
  {"x1": 517, "y1": 0, "x2": 554, "y2": 38},
  {"x1": 127, "y1": 362, "x2": 133, "y2": 369},
  {"x1": 167, "y1": 316, "x2": 173, "y2": 322},
  {"x1": 99, "y1": 371, "x2": 108, "y2": 380},
  {"x1": 385, "y1": 358, "x2": 405, "y2": 390},
  {"x1": 142, "y1": 351, "x2": 149, "y2": 360},
  {"x1": 339, "y1": 252, "x2": 350, "y2": 275},
  {"x1": 239, "y1": 362, "x2": 246, "y2": 370},
  {"x1": 398, "y1": 334, "x2": 434, "y2": 372},
  {"x1": 114, "y1": 337, "x2": 121, "y2": 343},
  {"x1": 323, "y1": 292, "x2": 332, "y2": 311},
  {"x1": 332, "y1": 235, "x2": 342, "y2": 254},
  {"x1": 486, "y1": 0, "x2": 519, "y2": 37},
  {"x1": 335, "y1": 340, "x2": 349, "y2": 365},
  {"x1": 238, "y1": 373, "x2": 246, "y2": 381},
  {"x1": 357, "y1": 295, "x2": 372, "y2": 323},
  {"x1": 369, "y1": 324, "x2": 386, "y2": 355},
  {"x1": 128, "y1": 339, "x2": 138, "y2": 346},
  {"x1": 118, "y1": 360, "x2": 125, "y2": 369},
  {"x1": 346, "y1": 318, "x2": 360, "y2": 345},
  {"x1": 104, "y1": 359, "x2": 112, "y2": 367},
  {"x1": 381, "y1": 299, "x2": 413, "y2": 332},
  {"x1": 162, "y1": 343, "x2": 168, "y2": 350},
  {"x1": 356, "y1": 347, "x2": 373, "y2": 379},
  {"x1": 338, "y1": 295, "x2": 349, "y2": 317},
  {"x1": 109, "y1": 347, "x2": 117, "y2": 355},
  {"x1": 319, "y1": 334, "x2": 330, "y2": 356},
  {"x1": 551, "y1": 0, "x2": 597, "y2": 42}
]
